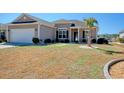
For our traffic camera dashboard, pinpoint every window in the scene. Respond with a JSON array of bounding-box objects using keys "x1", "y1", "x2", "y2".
[
  {"x1": 70, "y1": 23, "x2": 75, "y2": 27},
  {"x1": 58, "y1": 28, "x2": 68, "y2": 39}
]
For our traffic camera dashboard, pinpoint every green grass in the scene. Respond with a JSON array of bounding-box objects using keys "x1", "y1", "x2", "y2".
[
  {"x1": 89, "y1": 64, "x2": 102, "y2": 78},
  {"x1": 76, "y1": 56, "x2": 89, "y2": 65}
]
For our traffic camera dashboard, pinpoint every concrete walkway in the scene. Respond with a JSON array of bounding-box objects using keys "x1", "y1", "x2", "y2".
[
  {"x1": 79, "y1": 45, "x2": 98, "y2": 49},
  {"x1": 0, "y1": 42, "x2": 33, "y2": 49}
]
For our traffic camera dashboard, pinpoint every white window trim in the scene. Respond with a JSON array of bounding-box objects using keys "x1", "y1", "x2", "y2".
[{"x1": 58, "y1": 28, "x2": 68, "y2": 39}]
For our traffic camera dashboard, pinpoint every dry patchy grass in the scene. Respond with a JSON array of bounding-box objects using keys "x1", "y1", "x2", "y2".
[
  {"x1": 0, "y1": 43, "x2": 124, "y2": 79},
  {"x1": 110, "y1": 61, "x2": 124, "y2": 79}
]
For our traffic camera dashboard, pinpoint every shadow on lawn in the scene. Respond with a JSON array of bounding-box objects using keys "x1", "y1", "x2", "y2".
[{"x1": 95, "y1": 48, "x2": 124, "y2": 55}]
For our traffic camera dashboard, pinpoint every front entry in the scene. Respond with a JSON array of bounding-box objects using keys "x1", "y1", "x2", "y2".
[{"x1": 74, "y1": 32, "x2": 78, "y2": 42}]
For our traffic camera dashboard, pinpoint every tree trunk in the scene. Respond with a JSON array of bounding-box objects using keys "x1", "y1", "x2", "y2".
[{"x1": 88, "y1": 31, "x2": 92, "y2": 47}]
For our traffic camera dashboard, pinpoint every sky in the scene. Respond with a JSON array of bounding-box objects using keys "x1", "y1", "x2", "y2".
[{"x1": 0, "y1": 13, "x2": 124, "y2": 34}]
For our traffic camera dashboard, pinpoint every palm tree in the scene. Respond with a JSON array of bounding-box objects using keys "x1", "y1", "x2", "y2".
[{"x1": 84, "y1": 18, "x2": 98, "y2": 47}]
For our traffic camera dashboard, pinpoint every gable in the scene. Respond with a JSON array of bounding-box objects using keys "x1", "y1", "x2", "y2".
[{"x1": 12, "y1": 14, "x2": 37, "y2": 24}]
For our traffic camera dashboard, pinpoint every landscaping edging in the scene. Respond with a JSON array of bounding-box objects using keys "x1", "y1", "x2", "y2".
[{"x1": 103, "y1": 58, "x2": 124, "y2": 79}]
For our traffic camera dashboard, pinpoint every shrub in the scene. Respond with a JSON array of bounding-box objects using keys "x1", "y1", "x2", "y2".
[
  {"x1": 97, "y1": 38, "x2": 104, "y2": 44},
  {"x1": 52, "y1": 40, "x2": 55, "y2": 43},
  {"x1": 3, "y1": 39, "x2": 7, "y2": 42},
  {"x1": 60, "y1": 40, "x2": 64, "y2": 43},
  {"x1": 91, "y1": 39, "x2": 96, "y2": 43},
  {"x1": 44, "y1": 39, "x2": 52, "y2": 43},
  {"x1": 97, "y1": 38, "x2": 109, "y2": 44},
  {"x1": 55, "y1": 39, "x2": 59, "y2": 43},
  {"x1": 65, "y1": 39, "x2": 69, "y2": 43},
  {"x1": 82, "y1": 39, "x2": 87, "y2": 43},
  {"x1": 118, "y1": 38, "x2": 124, "y2": 43},
  {"x1": 75, "y1": 41, "x2": 79, "y2": 43},
  {"x1": 1, "y1": 35, "x2": 6, "y2": 41},
  {"x1": 104, "y1": 39, "x2": 109, "y2": 44},
  {"x1": 0, "y1": 39, "x2": 3, "y2": 43},
  {"x1": 39, "y1": 39, "x2": 42, "y2": 42},
  {"x1": 32, "y1": 37, "x2": 40, "y2": 44}
]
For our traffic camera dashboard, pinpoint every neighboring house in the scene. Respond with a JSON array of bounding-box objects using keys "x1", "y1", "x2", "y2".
[
  {"x1": 5, "y1": 13, "x2": 98, "y2": 43},
  {"x1": 0, "y1": 23, "x2": 6, "y2": 39},
  {"x1": 119, "y1": 30, "x2": 124, "y2": 38}
]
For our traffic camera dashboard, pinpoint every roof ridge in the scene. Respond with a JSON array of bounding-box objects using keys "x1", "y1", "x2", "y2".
[{"x1": 11, "y1": 13, "x2": 54, "y2": 27}]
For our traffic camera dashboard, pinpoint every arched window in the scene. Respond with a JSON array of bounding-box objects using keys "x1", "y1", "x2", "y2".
[{"x1": 70, "y1": 23, "x2": 75, "y2": 27}]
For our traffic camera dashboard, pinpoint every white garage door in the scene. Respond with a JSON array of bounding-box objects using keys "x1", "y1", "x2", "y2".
[{"x1": 10, "y1": 28, "x2": 35, "y2": 43}]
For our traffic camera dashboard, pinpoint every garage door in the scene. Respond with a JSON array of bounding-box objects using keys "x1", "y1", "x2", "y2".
[{"x1": 10, "y1": 28, "x2": 35, "y2": 43}]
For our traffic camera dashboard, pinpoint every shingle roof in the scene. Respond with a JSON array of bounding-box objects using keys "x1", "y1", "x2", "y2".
[
  {"x1": 69, "y1": 20, "x2": 86, "y2": 27},
  {"x1": 53, "y1": 19, "x2": 86, "y2": 27},
  {"x1": 25, "y1": 14, "x2": 54, "y2": 27},
  {"x1": 53, "y1": 19, "x2": 71, "y2": 24},
  {"x1": 10, "y1": 13, "x2": 54, "y2": 27}
]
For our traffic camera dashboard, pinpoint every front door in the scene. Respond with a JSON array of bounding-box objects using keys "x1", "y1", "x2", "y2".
[{"x1": 74, "y1": 32, "x2": 78, "y2": 42}]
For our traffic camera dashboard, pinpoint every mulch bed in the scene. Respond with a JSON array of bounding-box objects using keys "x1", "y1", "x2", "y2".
[{"x1": 110, "y1": 61, "x2": 124, "y2": 78}]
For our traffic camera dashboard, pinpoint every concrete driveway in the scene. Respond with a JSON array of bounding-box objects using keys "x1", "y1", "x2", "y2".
[
  {"x1": 0, "y1": 44, "x2": 16, "y2": 49},
  {"x1": 0, "y1": 42, "x2": 33, "y2": 49}
]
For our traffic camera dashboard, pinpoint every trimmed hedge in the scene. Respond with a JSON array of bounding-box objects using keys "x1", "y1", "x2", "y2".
[
  {"x1": 0, "y1": 39, "x2": 2, "y2": 43},
  {"x1": 97, "y1": 38, "x2": 109, "y2": 44},
  {"x1": 91, "y1": 39, "x2": 96, "y2": 43},
  {"x1": 0, "y1": 38, "x2": 7, "y2": 43},
  {"x1": 32, "y1": 37, "x2": 40, "y2": 44},
  {"x1": 44, "y1": 39, "x2": 52, "y2": 43},
  {"x1": 82, "y1": 39, "x2": 87, "y2": 43},
  {"x1": 65, "y1": 39, "x2": 69, "y2": 43}
]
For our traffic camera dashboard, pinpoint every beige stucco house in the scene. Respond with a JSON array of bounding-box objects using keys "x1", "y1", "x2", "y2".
[
  {"x1": 6, "y1": 13, "x2": 98, "y2": 43},
  {"x1": 0, "y1": 23, "x2": 6, "y2": 38},
  {"x1": 119, "y1": 30, "x2": 124, "y2": 38}
]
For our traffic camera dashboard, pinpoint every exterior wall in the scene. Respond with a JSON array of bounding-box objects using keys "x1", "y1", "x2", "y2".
[
  {"x1": 7, "y1": 24, "x2": 38, "y2": 42},
  {"x1": 6, "y1": 22, "x2": 97, "y2": 43},
  {"x1": 40, "y1": 25, "x2": 55, "y2": 41},
  {"x1": 119, "y1": 33, "x2": 124, "y2": 38},
  {"x1": 55, "y1": 24, "x2": 70, "y2": 29},
  {"x1": 55, "y1": 23, "x2": 70, "y2": 40},
  {"x1": 79, "y1": 29, "x2": 84, "y2": 42},
  {"x1": 91, "y1": 30, "x2": 97, "y2": 39},
  {"x1": 54, "y1": 23, "x2": 98, "y2": 42},
  {"x1": 8, "y1": 24, "x2": 38, "y2": 29}
]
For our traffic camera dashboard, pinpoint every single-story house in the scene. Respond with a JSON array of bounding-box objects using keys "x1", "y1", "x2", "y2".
[
  {"x1": 6, "y1": 13, "x2": 98, "y2": 43},
  {"x1": 0, "y1": 23, "x2": 6, "y2": 39},
  {"x1": 119, "y1": 30, "x2": 124, "y2": 38},
  {"x1": 6, "y1": 14, "x2": 55, "y2": 43}
]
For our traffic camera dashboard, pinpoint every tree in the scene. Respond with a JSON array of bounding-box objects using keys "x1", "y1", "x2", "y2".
[{"x1": 84, "y1": 18, "x2": 98, "y2": 47}]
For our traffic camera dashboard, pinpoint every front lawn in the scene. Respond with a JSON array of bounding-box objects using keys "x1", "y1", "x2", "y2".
[{"x1": 0, "y1": 43, "x2": 124, "y2": 79}]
